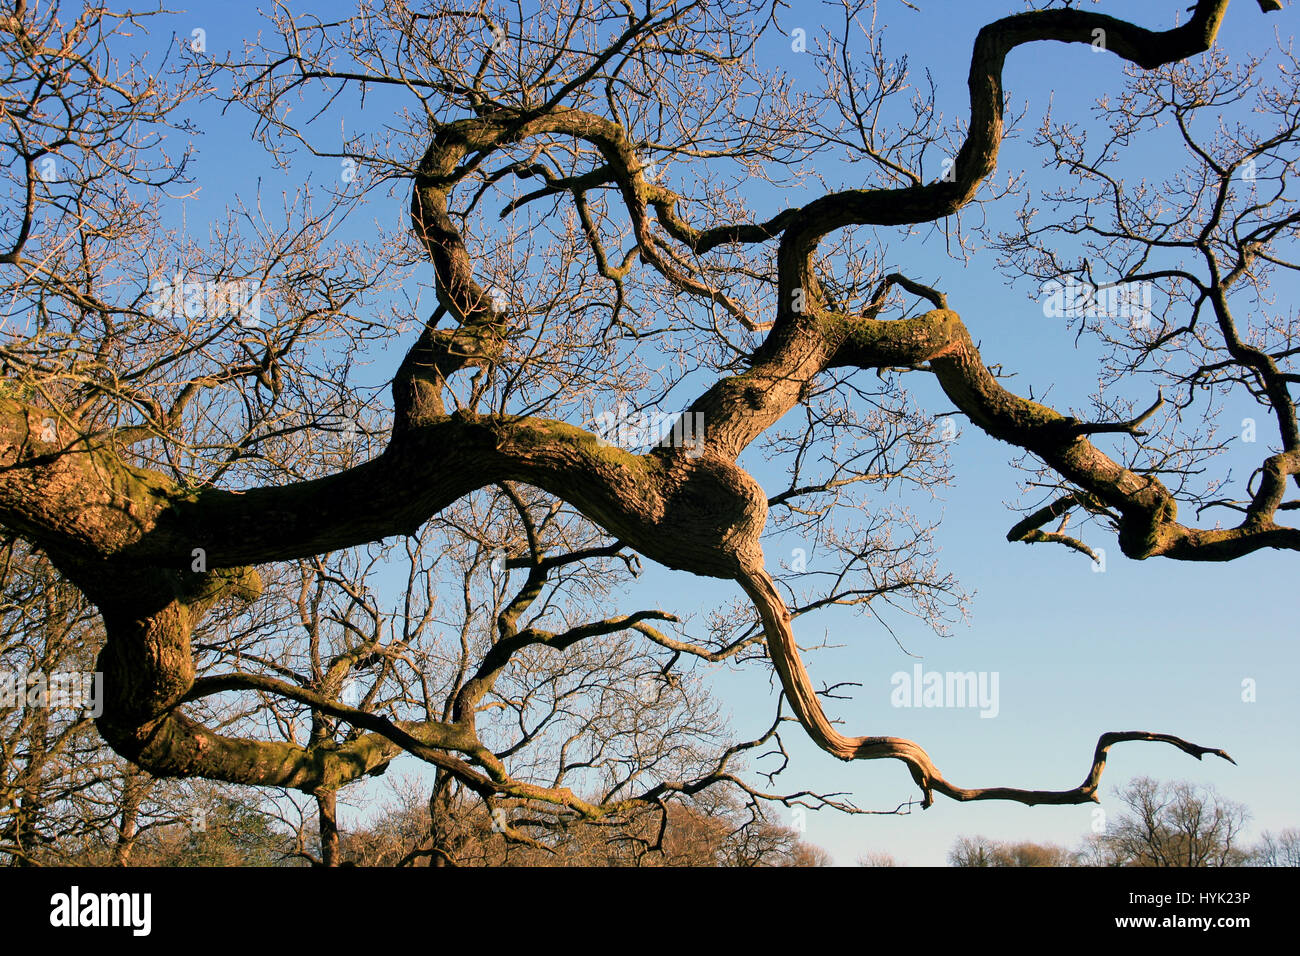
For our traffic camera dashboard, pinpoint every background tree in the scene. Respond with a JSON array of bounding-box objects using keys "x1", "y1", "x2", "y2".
[
  {"x1": 1086, "y1": 776, "x2": 1251, "y2": 867},
  {"x1": 857, "y1": 850, "x2": 901, "y2": 867},
  {"x1": 0, "y1": 538, "x2": 112, "y2": 864},
  {"x1": 947, "y1": 835, "x2": 1076, "y2": 867},
  {"x1": 1250, "y1": 827, "x2": 1300, "y2": 866},
  {"x1": 341, "y1": 776, "x2": 831, "y2": 866},
  {"x1": 946, "y1": 778, "x2": 1295, "y2": 867},
  {"x1": 0, "y1": 0, "x2": 1294, "y2": 869}
]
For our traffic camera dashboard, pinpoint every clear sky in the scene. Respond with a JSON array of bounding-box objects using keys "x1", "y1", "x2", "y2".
[{"x1": 129, "y1": 0, "x2": 1299, "y2": 865}]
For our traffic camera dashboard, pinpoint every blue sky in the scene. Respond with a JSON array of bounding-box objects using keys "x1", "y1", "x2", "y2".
[
  {"x1": 735, "y1": 0, "x2": 1298, "y2": 864},
  {"x1": 125, "y1": 0, "x2": 1299, "y2": 864},
  {"x1": 722, "y1": 1, "x2": 1298, "y2": 864}
]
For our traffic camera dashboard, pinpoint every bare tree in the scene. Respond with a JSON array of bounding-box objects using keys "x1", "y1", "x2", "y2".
[
  {"x1": 342, "y1": 775, "x2": 831, "y2": 866},
  {"x1": 0, "y1": 0, "x2": 1294, "y2": 861},
  {"x1": 0, "y1": 535, "x2": 305, "y2": 866},
  {"x1": 0, "y1": 537, "x2": 110, "y2": 863},
  {"x1": 1250, "y1": 827, "x2": 1300, "y2": 866},
  {"x1": 1087, "y1": 777, "x2": 1251, "y2": 867},
  {"x1": 948, "y1": 834, "x2": 1076, "y2": 867}
]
